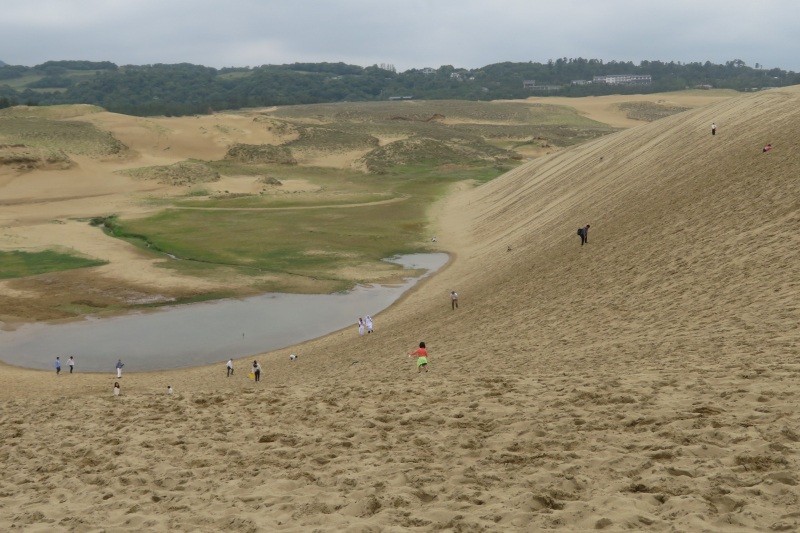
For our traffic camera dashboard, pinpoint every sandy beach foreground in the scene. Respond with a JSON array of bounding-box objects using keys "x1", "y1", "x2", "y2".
[{"x1": 1, "y1": 88, "x2": 799, "y2": 531}]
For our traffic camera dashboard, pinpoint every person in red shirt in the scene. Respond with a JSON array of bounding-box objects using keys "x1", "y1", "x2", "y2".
[{"x1": 408, "y1": 341, "x2": 429, "y2": 373}]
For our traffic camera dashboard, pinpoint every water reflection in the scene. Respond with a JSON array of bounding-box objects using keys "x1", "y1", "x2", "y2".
[{"x1": 0, "y1": 253, "x2": 448, "y2": 372}]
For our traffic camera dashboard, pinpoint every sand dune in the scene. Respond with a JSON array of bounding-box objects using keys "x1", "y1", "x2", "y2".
[
  {"x1": 521, "y1": 89, "x2": 739, "y2": 128},
  {"x1": 2, "y1": 87, "x2": 799, "y2": 531}
]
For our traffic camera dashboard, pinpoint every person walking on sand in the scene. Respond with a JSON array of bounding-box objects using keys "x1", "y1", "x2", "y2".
[
  {"x1": 358, "y1": 317, "x2": 365, "y2": 336},
  {"x1": 450, "y1": 290, "x2": 459, "y2": 310},
  {"x1": 113, "y1": 382, "x2": 121, "y2": 396},
  {"x1": 115, "y1": 359, "x2": 124, "y2": 378},
  {"x1": 365, "y1": 315, "x2": 374, "y2": 334},
  {"x1": 55, "y1": 356, "x2": 61, "y2": 376},
  {"x1": 711, "y1": 122, "x2": 717, "y2": 136},
  {"x1": 226, "y1": 358, "x2": 234, "y2": 377},
  {"x1": 252, "y1": 360, "x2": 262, "y2": 382},
  {"x1": 577, "y1": 224, "x2": 590, "y2": 246},
  {"x1": 408, "y1": 341, "x2": 429, "y2": 373},
  {"x1": 68, "y1": 356, "x2": 75, "y2": 374},
  {"x1": 167, "y1": 385, "x2": 173, "y2": 395}
]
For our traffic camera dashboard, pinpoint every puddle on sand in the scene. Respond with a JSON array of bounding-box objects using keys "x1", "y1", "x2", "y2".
[{"x1": 0, "y1": 253, "x2": 449, "y2": 372}]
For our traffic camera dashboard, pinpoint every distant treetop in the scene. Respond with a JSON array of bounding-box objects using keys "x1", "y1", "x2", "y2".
[
  {"x1": 0, "y1": 58, "x2": 797, "y2": 116},
  {"x1": 34, "y1": 60, "x2": 118, "y2": 71}
]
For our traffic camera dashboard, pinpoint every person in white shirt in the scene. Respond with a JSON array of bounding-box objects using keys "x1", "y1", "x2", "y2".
[
  {"x1": 167, "y1": 385, "x2": 173, "y2": 395},
  {"x1": 68, "y1": 356, "x2": 75, "y2": 374},
  {"x1": 226, "y1": 359, "x2": 234, "y2": 377},
  {"x1": 365, "y1": 315, "x2": 374, "y2": 334},
  {"x1": 252, "y1": 361, "x2": 262, "y2": 382},
  {"x1": 113, "y1": 382, "x2": 120, "y2": 396},
  {"x1": 357, "y1": 317, "x2": 365, "y2": 336}
]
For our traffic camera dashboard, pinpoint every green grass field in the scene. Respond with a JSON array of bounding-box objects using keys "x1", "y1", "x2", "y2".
[
  {"x1": 109, "y1": 165, "x2": 471, "y2": 291},
  {"x1": 0, "y1": 250, "x2": 107, "y2": 279}
]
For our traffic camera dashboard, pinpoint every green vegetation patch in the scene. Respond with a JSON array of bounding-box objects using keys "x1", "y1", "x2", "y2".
[
  {"x1": 0, "y1": 104, "x2": 105, "y2": 119},
  {"x1": 0, "y1": 116, "x2": 126, "y2": 156},
  {"x1": 271, "y1": 100, "x2": 554, "y2": 124},
  {"x1": 272, "y1": 100, "x2": 610, "y2": 127},
  {"x1": 0, "y1": 250, "x2": 106, "y2": 279},
  {"x1": 359, "y1": 136, "x2": 518, "y2": 174},
  {"x1": 108, "y1": 171, "x2": 456, "y2": 288},
  {"x1": 452, "y1": 123, "x2": 614, "y2": 147},
  {"x1": 121, "y1": 159, "x2": 220, "y2": 186},
  {"x1": 266, "y1": 100, "x2": 614, "y2": 161},
  {"x1": 251, "y1": 116, "x2": 298, "y2": 137},
  {"x1": 287, "y1": 126, "x2": 380, "y2": 152},
  {"x1": 617, "y1": 102, "x2": 691, "y2": 122},
  {"x1": 0, "y1": 144, "x2": 72, "y2": 169},
  {"x1": 225, "y1": 143, "x2": 297, "y2": 165}
]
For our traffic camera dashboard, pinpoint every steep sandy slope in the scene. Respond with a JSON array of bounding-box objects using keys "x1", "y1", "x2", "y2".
[{"x1": 1, "y1": 87, "x2": 798, "y2": 531}]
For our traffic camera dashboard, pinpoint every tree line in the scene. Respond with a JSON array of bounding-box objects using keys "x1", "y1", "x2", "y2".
[{"x1": 0, "y1": 58, "x2": 798, "y2": 116}]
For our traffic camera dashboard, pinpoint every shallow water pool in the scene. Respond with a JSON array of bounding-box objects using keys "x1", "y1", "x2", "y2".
[{"x1": 0, "y1": 253, "x2": 448, "y2": 372}]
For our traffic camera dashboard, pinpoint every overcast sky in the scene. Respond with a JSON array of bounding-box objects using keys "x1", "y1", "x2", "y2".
[{"x1": 2, "y1": 0, "x2": 799, "y2": 72}]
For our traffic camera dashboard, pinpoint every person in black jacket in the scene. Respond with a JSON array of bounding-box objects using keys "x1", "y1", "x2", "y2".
[{"x1": 578, "y1": 224, "x2": 590, "y2": 246}]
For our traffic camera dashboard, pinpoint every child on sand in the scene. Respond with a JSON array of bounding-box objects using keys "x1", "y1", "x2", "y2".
[
  {"x1": 167, "y1": 385, "x2": 173, "y2": 395},
  {"x1": 408, "y1": 342, "x2": 429, "y2": 373},
  {"x1": 113, "y1": 382, "x2": 120, "y2": 396},
  {"x1": 358, "y1": 317, "x2": 365, "y2": 336}
]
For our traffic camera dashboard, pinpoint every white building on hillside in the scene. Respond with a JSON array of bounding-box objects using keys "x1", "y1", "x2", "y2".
[{"x1": 593, "y1": 74, "x2": 652, "y2": 85}]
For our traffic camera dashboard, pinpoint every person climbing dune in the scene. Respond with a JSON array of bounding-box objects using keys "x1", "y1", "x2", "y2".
[
  {"x1": 408, "y1": 341, "x2": 429, "y2": 373},
  {"x1": 577, "y1": 224, "x2": 590, "y2": 246}
]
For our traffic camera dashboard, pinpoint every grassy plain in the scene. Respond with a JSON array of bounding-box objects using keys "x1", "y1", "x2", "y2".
[
  {"x1": 113, "y1": 164, "x2": 492, "y2": 292},
  {"x1": 0, "y1": 250, "x2": 106, "y2": 279}
]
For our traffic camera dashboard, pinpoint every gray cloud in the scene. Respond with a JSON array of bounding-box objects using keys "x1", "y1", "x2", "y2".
[{"x1": 1, "y1": 0, "x2": 798, "y2": 71}]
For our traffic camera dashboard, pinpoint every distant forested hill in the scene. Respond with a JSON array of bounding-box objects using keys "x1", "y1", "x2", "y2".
[{"x1": 0, "y1": 58, "x2": 797, "y2": 116}]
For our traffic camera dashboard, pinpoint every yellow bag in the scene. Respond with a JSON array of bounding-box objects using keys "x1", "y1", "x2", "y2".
[{"x1": 248, "y1": 372, "x2": 255, "y2": 380}]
